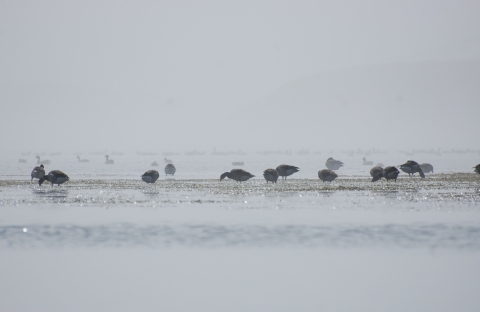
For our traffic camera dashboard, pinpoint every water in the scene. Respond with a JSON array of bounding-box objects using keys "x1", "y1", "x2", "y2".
[{"x1": 2, "y1": 150, "x2": 480, "y2": 311}]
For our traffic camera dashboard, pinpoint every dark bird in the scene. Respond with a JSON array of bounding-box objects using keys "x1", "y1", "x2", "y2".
[
  {"x1": 325, "y1": 157, "x2": 343, "y2": 171},
  {"x1": 474, "y1": 164, "x2": 480, "y2": 174},
  {"x1": 39, "y1": 170, "x2": 69, "y2": 186},
  {"x1": 419, "y1": 163, "x2": 433, "y2": 173},
  {"x1": 370, "y1": 166, "x2": 384, "y2": 182},
  {"x1": 105, "y1": 155, "x2": 114, "y2": 164},
  {"x1": 318, "y1": 169, "x2": 338, "y2": 182},
  {"x1": 383, "y1": 166, "x2": 400, "y2": 182},
  {"x1": 35, "y1": 155, "x2": 50, "y2": 165},
  {"x1": 276, "y1": 164, "x2": 299, "y2": 180},
  {"x1": 141, "y1": 170, "x2": 160, "y2": 183},
  {"x1": 165, "y1": 163, "x2": 176, "y2": 176},
  {"x1": 399, "y1": 160, "x2": 425, "y2": 178},
  {"x1": 31, "y1": 164, "x2": 45, "y2": 181},
  {"x1": 263, "y1": 169, "x2": 279, "y2": 183},
  {"x1": 220, "y1": 169, "x2": 255, "y2": 182}
]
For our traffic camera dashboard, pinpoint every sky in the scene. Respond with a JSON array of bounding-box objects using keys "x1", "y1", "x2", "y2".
[{"x1": 1, "y1": 0, "x2": 479, "y2": 152}]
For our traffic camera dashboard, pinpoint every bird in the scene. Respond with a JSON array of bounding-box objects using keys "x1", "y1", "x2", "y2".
[
  {"x1": 370, "y1": 166, "x2": 384, "y2": 182},
  {"x1": 318, "y1": 169, "x2": 338, "y2": 182},
  {"x1": 362, "y1": 157, "x2": 373, "y2": 165},
  {"x1": 382, "y1": 166, "x2": 400, "y2": 182},
  {"x1": 77, "y1": 156, "x2": 89, "y2": 163},
  {"x1": 105, "y1": 155, "x2": 114, "y2": 164},
  {"x1": 399, "y1": 160, "x2": 425, "y2": 178},
  {"x1": 325, "y1": 157, "x2": 343, "y2": 171},
  {"x1": 31, "y1": 164, "x2": 45, "y2": 181},
  {"x1": 220, "y1": 169, "x2": 255, "y2": 182},
  {"x1": 18, "y1": 159, "x2": 27, "y2": 163},
  {"x1": 263, "y1": 168, "x2": 279, "y2": 183},
  {"x1": 39, "y1": 170, "x2": 69, "y2": 186},
  {"x1": 35, "y1": 155, "x2": 50, "y2": 165},
  {"x1": 141, "y1": 170, "x2": 160, "y2": 184},
  {"x1": 474, "y1": 164, "x2": 480, "y2": 174},
  {"x1": 165, "y1": 163, "x2": 176, "y2": 176},
  {"x1": 164, "y1": 158, "x2": 172, "y2": 164},
  {"x1": 276, "y1": 164, "x2": 299, "y2": 180},
  {"x1": 419, "y1": 163, "x2": 433, "y2": 173},
  {"x1": 151, "y1": 161, "x2": 159, "y2": 166}
]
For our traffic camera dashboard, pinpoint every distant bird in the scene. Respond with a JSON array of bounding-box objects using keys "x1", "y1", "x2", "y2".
[
  {"x1": 232, "y1": 162, "x2": 244, "y2": 166},
  {"x1": 399, "y1": 160, "x2": 425, "y2": 178},
  {"x1": 165, "y1": 163, "x2": 176, "y2": 176},
  {"x1": 382, "y1": 166, "x2": 400, "y2": 182},
  {"x1": 105, "y1": 155, "x2": 114, "y2": 164},
  {"x1": 263, "y1": 168, "x2": 279, "y2": 183},
  {"x1": 141, "y1": 170, "x2": 160, "y2": 184},
  {"x1": 39, "y1": 170, "x2": 69, "y2": 186},
  {"x1": 325, "y1": 157, "x2": 343, "y2": 171},
  {"x1": 151, "y1": 161, "x2": 159, "y2": 166},
  {"x1": 31, "y1": 164, "x2": 45, "y2": 181},
  {"x1": 35, "y1": 155, "x2": 50, "y2": 165},
  {"x1": 362, "y1": 157, "x2": 373, "y2": 166},
  {"x1": 370, "y1": 166, "x2": 384, "y2": 182},
  {"x1": 375, "y1": 163, "x2": 385, "y2": 168},
  {"x1": 318, "y1": 169, "x2": 338, "y2": 183},
  {"x1": 419, "y1": 163, "x2": 433, "y2": 173},
  {"x1": 164, "y1": 158, "x2": 172, "y2": 164},
  {"x1": 18, "y1": 159, "x2": 27, "y2": 163},
  {"x1": 220, "y1": 169, "x2": 254, "y2": 182},
  {"x1": 276, "y1": 164, "x2": 300, "y2": 180},
  {"x1": 474, "y1": 164, "x2": 480, "y2": 174},
  {"x1": 77, "y1": 156, "x2": 89, "y2": 163}
]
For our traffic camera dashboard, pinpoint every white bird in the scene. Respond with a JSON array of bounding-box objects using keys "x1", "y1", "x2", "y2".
[
  {"x1": 77, "y1": 156, "x2": 89, "y2": 163},
  {"x1": 105, "y1": 155, "x2": 114, "y2": 164},
  {"x1": 35, "y1": 156, "x2": 50, "y2": 165},
  {"x1": 325, "y1": 157, "x2": 343, "y2": 171},
  {"x1": 362, "y1": 157, "x2": 373, "y2": 166}
]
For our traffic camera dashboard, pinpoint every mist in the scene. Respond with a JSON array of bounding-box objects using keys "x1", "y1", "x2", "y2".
[{"x1": 1, "y1": 0, "x2": 479, "y2": 153}]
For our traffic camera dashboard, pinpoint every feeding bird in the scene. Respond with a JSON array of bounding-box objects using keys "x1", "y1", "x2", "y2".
[
  {"x1": 318, "y1": 169, "x2": 338, "y2": 183},
  {"x1": 39, "y1": 170, "x2": 69, "y2": 186},
  {"x1": 276, "y1": 164, "x2": 299, "y2": 180},
  {"x1": 220, "y1": 169, "x2": 254, "y2": 182},
  {"x1": 370, "y1": 166, "x2": 384, "y2": 182},
  {"x1": 263, "y1": 168, "x2": 279, "y2": 183},
  {"x1": 474, "y1": 164, "x2": 480, "y2": 174},
  {"x1": 383, "y1": 166, "x2": 400, "y2": 182},
  {"x1": 419, "y1": 163, "x2": 433, "y2": 173},
  {"x1": 399, "y1": 160, "x2": 425, "y2": 178}
]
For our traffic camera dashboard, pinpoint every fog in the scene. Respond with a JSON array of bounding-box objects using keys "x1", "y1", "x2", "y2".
[{"x1": 1, "y1": 0, "x2": 479, "y2": 152}]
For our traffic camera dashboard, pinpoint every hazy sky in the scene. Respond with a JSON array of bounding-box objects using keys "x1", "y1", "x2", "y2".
[{"x1": 1, "y1": 0, "x2": 479, "y2": 151}]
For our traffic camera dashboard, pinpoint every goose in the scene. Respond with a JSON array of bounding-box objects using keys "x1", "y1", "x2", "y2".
[
  {"x1": 325, "y1": 157, "x2": 343, "y2": 171},
  {"x1": 263, "y1": 168, "x2": 279, "y2": 183},
  {"x1": 164, "y1": 158, "x2": 173, "y2": 164},
  {"x1": 35, "y1": 155, "x2": 50, "y2": 165},
  {"x1": 39, "y1": 170, "x2": 69, "y2": 186},
  {"x1": 220, "y1": 169, "x2": 255, "y2": 182},
  {"x1": 105, "y1": 155, "x2": 114, "y2": 164},
  {"x1": 77, "y1": 156, "x2": 89, "y2": 163},
  {"x1": 276, "y1": 164, "x2": 299, "y2": 180},
  {"x1": 474, "y1": 164, "x2": 480, "y2": 174},
  {"x1": 382, "y1": 166, "x2": 400, "y2": 182},
  {"x1": 399, "y1": 160, "x2": 425, "y2": 178},
  {"x1": 318, "y1": 169, "x2": 338, "y2": 182},
  {"x1": 165, "y1": 163, "x2": 176, "y2": 176},
  {"x1": 419, "y1": 163, "x2": 433, "y2": 173},
  {"x1": 151, "y1": 161, "x2": 159, "y2": 166},
  {"x1": 31, "y1": 164, "x2": 45, "y2": 181},
  {"x1": 141, "y1": 170, "x2": 160, "y2": 184},
  {"x1": 370, "y1": 166, "x2": 384, "y2": 182},
  {"x1": 362, "y1": 157, "x2": 373, "y2": 166},
  {"x1": 18, "y1": 159, "x2": 27, "y2": 163}
]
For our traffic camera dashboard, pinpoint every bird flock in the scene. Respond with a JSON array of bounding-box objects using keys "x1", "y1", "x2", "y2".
[{"x1": 28, "y1": 155, "x2": 480, "y2": 187}]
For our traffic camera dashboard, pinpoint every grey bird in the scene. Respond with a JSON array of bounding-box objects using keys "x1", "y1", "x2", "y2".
[
  {"x1": 474, "y1": 164, "x2": 480, "y2": 174},
  {"x1": 276, "y1": 164, "x2": 299, "y2": 180},
  {"x1": 39, "y1": 170, "x2": 69, "y2": 186},
  {"x1": 362, "y1": 157, "x2": 373, "y2": 165},
  {"x1": 220, "y1": 169, "x2": 255, "y2": 182},
  {"x1": 419, "y1": 163, "x2": 433, "y2": 173},
  {"x1": 370, "y1": 166, "x2": 384, "y2": 182},
  {"x1": 31, "y1": 164, "x2": 45, "y2": 181},
  {"x1": 325, "y1": 157, "x2": 343, "y2": 171},
  {"x1": 141, "y1": 170, "x2": 160, "y2": 183},
  {"x1": 35, "y1": 155, "x2": 51, "y2": 165},
  {"x1": 77, "y1": 156, "x2": 89, "y2": 162},
  {"x1": 383, "y1": 166, "x2": 400, "y2": 182},
  {"x1": 165, "y1": 163, "x2": 176, "y2": 176},
  {"x1": 399, "y1": 160, "x2": 425, "y2": 178},
  {"x1": 263, "y1": 168, "x2": 279, "y2": 183},
  {"x1": 105, "y1": 155, "x2": 114, "y2": 164},
  {"x1": 318, "y1": 169, "x2": 338, "y2": 182}
]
